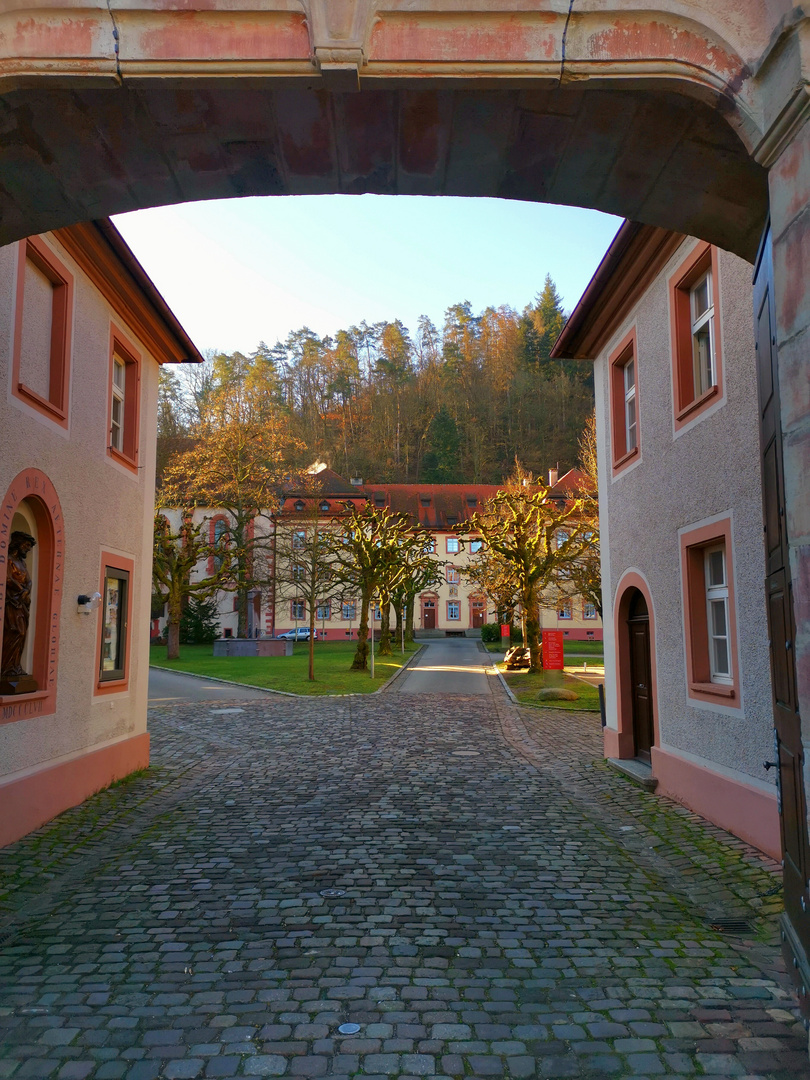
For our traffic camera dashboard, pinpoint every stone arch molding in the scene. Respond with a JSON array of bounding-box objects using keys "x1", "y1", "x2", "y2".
[
  {"x1": 0, "y1": 1, "x2": 789, "y2": 257},
  {"x1": 0, "y1": 2, "x2": 766, "y2": 137}
]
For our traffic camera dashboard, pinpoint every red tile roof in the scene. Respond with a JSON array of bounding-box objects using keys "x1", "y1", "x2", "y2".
[{"x1": 360, "y1": 484, "x2": 501, "y2": 529}]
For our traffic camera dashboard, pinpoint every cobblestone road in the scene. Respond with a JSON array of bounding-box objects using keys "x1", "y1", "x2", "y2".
[{"x1": 1, "y1": 679, "x2": 808, "y2": 1079}]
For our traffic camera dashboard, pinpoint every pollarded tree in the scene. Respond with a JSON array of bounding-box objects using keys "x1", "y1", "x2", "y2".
[
  {"x1": 558, "y1": 413, "x2": 602, "y2": 618},
  {"x1": 391, "y1": 537, "x2": 443, "y2": 646},
  {"x1": 160, "y1": 354, "x2": 300, "y2": 637},
  {"x1": 152, "y1": 511, "x2": 231, "y2": 660},
  {"x1": 460, "y1": 463, "x2": 589, "y2": 672},
  {"x1": 273, "y1": 479, "x2": 344, "y2": 681},
  {"x1": 326, "y1": 502, "x2": 413, "y2": 671}
]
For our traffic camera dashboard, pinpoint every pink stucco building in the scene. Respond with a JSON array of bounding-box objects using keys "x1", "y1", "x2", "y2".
[{"x1": 0, "y1": 220, "x2": 202, "y2": 847}]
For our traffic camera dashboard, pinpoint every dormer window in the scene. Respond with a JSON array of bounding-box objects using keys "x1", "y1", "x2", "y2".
[
  {"x1": 374, "y1": 493, "x2": 385, "y2": 507},
  {"x1": 420, "y1": 495, "x2": 431, "y2": 508},
  {"x1": 294, "y1": 500, "x2": 305, "y2": 512},
  {"x1": 466, "y1": 495, "x2": 477, "y2": 509},
  {"x1": 319, "y1": 501, "x2": 330, "y2": 512}
]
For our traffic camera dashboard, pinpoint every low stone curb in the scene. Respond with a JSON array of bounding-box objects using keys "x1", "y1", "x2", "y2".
[{"x1": 148, "y1": 644, "x2": 425, "y2": 700}]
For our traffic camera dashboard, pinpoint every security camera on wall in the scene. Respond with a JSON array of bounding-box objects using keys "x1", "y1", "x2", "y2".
[{"x1": 76, "y1": 591, "x2": 101, "y2": 615}]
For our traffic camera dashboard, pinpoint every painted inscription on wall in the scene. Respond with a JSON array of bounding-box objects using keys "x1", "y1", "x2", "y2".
[{"x1": 0, "y1": 468, "x2": 64, "y2": 722}]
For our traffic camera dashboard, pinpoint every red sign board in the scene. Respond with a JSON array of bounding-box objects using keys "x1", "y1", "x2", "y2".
[
  {"x1": 500, "y1": 623, "x2": 511, "y2": 639},
  {"x1": 542, "y1": 630, "x2": 565, "y2": 670}
]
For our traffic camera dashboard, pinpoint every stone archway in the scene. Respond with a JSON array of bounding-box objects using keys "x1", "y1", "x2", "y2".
[{"x1": 3, "y1": 0, "x2": 810, "y2": 1010}]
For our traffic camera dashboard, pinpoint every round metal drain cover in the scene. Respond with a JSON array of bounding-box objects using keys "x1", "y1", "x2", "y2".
[
  {"x1": 320, "y1": 888, "x2": 346, "y2": 898},
  {"x1": 337, "y1": 1023, "x2": 360, "y2": 1035}
]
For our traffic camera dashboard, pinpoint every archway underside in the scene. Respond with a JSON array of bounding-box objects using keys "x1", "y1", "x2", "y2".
[{"x1": 0, "y1": 81, "x2": 767, "y2": 259}]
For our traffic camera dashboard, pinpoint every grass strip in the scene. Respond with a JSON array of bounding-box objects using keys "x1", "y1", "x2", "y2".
[{"x1": 150, "y1": 641, "x2": 419, "y2": 696}]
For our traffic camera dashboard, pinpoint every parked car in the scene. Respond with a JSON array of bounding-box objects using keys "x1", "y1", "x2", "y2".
[{"x1": 276, "y1": 627, "x2": 311, "y2": 640}]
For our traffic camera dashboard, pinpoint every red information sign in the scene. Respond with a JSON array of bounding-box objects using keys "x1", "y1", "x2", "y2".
[
  {"x1": 542, "y1": 630, "x2": 565, "y2": 670},
  {"x1": 500, "y1": 624, "x2": 511, "y2": 639}
]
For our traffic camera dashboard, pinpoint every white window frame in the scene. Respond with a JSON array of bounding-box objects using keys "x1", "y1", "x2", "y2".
[
  {"x1": 293, "y1": 563, "x2": 305, "y2": 582},
  {"x1": 446, "y1": 566, "x2": 460, "y2": 585},
  {"x1": 704, "y1": 544, "x2": 732, "y2": 684},
  {"x1": 447, "y1": 601, "x2": 460, "y2": 620},
  {"x1": 292, "y1": 530, "x2": 306, "y2": 550},
  {"x1": 558, "y1": 600, "x2": 573, "y2": 620},
  {"x1": 583, "y1": 602, "x2": 597, "y2": 620},
  {"x1": 110, "y1": 356, "x2": 126, "y2": 452},
  {"x1": 316, "y1": 600, "x2": 331, "y2": 620},
  {"x1": 623, "y1": 358, "x2": 637, "y2": 452},
  {"x1": 291, "y1": 598, "x2": 305, "y2": 620},
  {"x1": 470, "y1": 539, "x2": 483, "y2": 554},
  {"x1": 690, "y1": 269, "x2": 716, "y2": 397},
  {"x1": 446, "y1": 536, "x2": 460, "y2": 554},
  {"x1": 341, "y1": 601, "x2": 356, "y2": 620}
]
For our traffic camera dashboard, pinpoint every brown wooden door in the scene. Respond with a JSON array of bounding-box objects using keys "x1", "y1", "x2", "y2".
[
  {"x1": 628, "y1": 591, "x2": 654, "y2": 764},
  {"x1": 471, "y1": 602, "x2": 485, "y2": 629},
  {"x1": 754, "y1": 228, "x2": 810, "y2": 990},
  {"x1": 423, "y1": 600, "x2": 435, "y2": 630}
]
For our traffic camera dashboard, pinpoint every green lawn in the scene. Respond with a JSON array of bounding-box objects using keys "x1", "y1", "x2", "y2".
[
  {"x1": 149, "y1": 641, "x2": 420, "y2": 696},
  {"x1": 500, "y1": 666, "x2": 602, "y2": 712}
]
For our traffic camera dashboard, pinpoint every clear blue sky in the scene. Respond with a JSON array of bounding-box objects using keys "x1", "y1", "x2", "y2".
[{"x1": 113, "y1": 196, "x2": 621, "y2": 356}]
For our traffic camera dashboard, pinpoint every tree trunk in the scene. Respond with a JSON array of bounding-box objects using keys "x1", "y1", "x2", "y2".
[
  {"x1": 406, "y1": 597, "x2": 415, "y2": 643},
  {"x1": 166, "y1": 620, "x2": 180, "y2": 661},
  {"x1": 378, "y1": 597, "x2": 392, "y2": 656},
  {"x1": 351, "y1": 586, "x2": 370, "y2": 670},
  {"x1": 524, "y1": 583, "x2": 542, "y2": 672},
  {"x1": 308, "y1": 606, "x2": 316, "y2": 681},
  {"x1": 166, "y1": 590, "x2": 183, "y2": 660}
]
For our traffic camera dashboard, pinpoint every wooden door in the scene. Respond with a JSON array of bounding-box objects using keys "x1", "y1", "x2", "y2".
[
  {"x1": 471, "y1": 601, "x2": 485, "y2": 629},
  {"x1": 628, "y1": 591, "x2": 654, "y2": 764},
  {"x1": 423, "y1": 599, "x2": 436, "y2": 630},
  {"x1": 754, "y1": 228, "x2": 810, "y2": 993}
]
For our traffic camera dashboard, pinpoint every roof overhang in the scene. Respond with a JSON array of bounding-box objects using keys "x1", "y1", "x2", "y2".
[{"x1": 552, "y1": 220, "x2": 685, "y2": 361}]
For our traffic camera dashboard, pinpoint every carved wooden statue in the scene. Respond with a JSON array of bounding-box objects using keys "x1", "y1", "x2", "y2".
[{"x1": 0, "y1": 531, "x2": 38, "y2": 695}]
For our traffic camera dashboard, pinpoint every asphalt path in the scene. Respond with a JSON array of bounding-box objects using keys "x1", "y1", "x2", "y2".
[
  {"x1": 395, "y1": 637, "x2": 493, "y2": 695},
  {"x1": 147, "y1": 666, "x2": 274, "y2": 704}
]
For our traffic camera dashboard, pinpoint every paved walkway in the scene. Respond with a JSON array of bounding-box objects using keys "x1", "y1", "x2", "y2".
[
  {"x1": 394, "y1": 640, "x2": 493, "y2": 695},
  {"x1": 149, "y1": 669, "x2": 277, "y2": 705},
  {"x1": 1, "y1": 678, "x2": 807, "y2": 1079}
]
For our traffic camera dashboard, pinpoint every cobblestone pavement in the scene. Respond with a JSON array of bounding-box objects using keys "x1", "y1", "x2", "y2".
[{"x1": 1, "y1": 681, "x2": 808, "y2": 1080}]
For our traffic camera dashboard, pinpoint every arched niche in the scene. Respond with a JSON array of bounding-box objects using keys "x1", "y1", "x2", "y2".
[{"x1": 0, "y1": 468, "x2": 65, "y2": 723}]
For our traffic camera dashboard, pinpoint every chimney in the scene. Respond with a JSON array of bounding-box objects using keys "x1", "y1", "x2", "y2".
[
  {"x1": 350, "y1": 476, "x2": 363, "y2": 486},
  {"x1": 548, "y1": 466, "x2": 559, "y2": 487}
]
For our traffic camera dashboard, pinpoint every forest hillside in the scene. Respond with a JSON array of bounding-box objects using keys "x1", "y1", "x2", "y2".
[{"x1": 157, "y1": 276, "x2": 594, "y2": 486}]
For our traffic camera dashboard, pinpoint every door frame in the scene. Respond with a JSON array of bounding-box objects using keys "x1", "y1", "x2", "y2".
[
  {"x1": 627, "y1": 595, "x2": 654, "y2": 764},
  {"x1": 611, "y1": 571, "x2": 660, "y2": 761}
]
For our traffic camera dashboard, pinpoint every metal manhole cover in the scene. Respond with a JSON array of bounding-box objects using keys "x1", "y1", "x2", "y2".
[
  {"x1": 337, "y1": 1023, "x2": 360, "y2": 1035},
  {"x1": 320, "y1": 888, "x2": 346, "y2": 898}
]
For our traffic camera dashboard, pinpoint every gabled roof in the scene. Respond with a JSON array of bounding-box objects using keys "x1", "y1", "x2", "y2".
[
  {"x1": 361, "y1": 484, "x2": 500, "y2": 530},
  {"x1": 551, "y1": 468, "x2": 593, "y2": 498}
]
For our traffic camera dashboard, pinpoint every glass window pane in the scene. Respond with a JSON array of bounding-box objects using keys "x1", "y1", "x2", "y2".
[
  {"x1": 693, "y1": 324, "x2": 714, "y2": 393},
  {"x1": 692, "y1": 275, "x2": 710, "y2": 319},
  {"x1": 624, "y1": 359, "x2": 634, "y2": 392},
  {"x1": 711, "y1": 632, "x2": 730, "y2": 676},
  {"x1": 101, "y1": 577, "x2": 121, "y2": 671},
  {"x1": 113, "y1": 358, "x2": 125, "y2": 391},
  {"x1": 710, "y1": 598, "x2": 727, "y2": 638},
  {"x1": 707, "y1": 549, "x2": 725, "y2": 587}
]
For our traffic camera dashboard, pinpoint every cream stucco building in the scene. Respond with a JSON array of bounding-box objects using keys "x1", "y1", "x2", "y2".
[{"x1": 0, "y1": 221, "x2": 202, "y2": 847}]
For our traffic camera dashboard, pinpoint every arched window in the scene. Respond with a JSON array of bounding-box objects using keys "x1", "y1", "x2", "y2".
[{"x1": 0, "y1": 469, "x2": 64, "y2": 721}]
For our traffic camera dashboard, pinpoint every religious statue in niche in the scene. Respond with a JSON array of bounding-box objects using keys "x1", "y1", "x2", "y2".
[{"x1": 0, "y1": 531, "x2": 39, "y2": 695}]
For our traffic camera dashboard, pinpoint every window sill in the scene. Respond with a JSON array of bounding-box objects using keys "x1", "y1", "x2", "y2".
[
  {"x1": 675, "y1": 384, "x2": 719, "y2": 424},
  {"x1": 0, "y1": 688, "x2": 52, "y2": 723},
  {"x1": 16, "y1": 382, "x2": 67, "y2": 423},
  {"x1": 612, "y1": 445, "x2": 639, "y2": 473},
  {"x1": 107, "y1": 446, "x2": 139, "y2": 472},
  {"x1": 689, "y1": 680, "x2": 735, "y2": 699}
]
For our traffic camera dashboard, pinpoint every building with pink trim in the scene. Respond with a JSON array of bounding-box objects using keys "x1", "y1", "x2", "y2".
[
  {"x1": 0, "y1": 221, "x2": 202, "y2": 848},
  {"x1": 553, "y1": 224, "x2": 778, "y2": 858}
]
